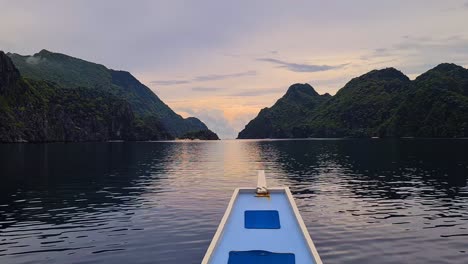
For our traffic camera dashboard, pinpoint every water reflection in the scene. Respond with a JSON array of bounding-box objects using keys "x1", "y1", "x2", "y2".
[
  {"x1": 255, "y1": 139, "x2": 468, "y2": 197},
  {"x1": 0, "y1": 143, "x2": 177, "y2": 263},
  {"x1": 0, "y1": 143, "x2": 171, "y2": 228},
  {"x1": 0, "y1": 140, "x2": 467, "y2": 264},
  {"x1": 252, "y1": 139, "x2": 468, "y2": 264}
]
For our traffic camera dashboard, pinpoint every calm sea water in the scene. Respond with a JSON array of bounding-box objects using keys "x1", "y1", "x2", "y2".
[{"x1": 0, "y1": 139, "x2": 467, "y2": 264}]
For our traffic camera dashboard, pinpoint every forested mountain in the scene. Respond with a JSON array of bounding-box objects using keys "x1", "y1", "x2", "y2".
[
  {"x1": 0, "y1": 50, "x2": 218, "y2": 142},
  {"x1": 238, "y1": 64, "x2": 468, "y2": 139},
  {"x1": 7, "y1": 49, "x2": 215, "y2": 138},
  {"x1": 237, "y1": 83, "x2": 331, "y2": 138}
]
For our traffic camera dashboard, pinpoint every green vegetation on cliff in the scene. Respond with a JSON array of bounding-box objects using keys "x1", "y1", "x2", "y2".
[
  {"x1": 237, "y1": 83, "x2": 331, "y2": 138},
  {"x1": 0, "y1": 50, "x2": 218, "y2": 142},
  {"x1": 0, "y1": 52, "x2": 170, "y2": 142},
  {"x1": 7, "y1": 49, "x2": 215, "y2": 138},
  {"x1": 179, "y1": 130, "x2": 220, "y2": 140},
  {"x1": 384, "y1": 64, "x2": 468, "y2": 137},
  {"x1": 238, "y1": 64, "x2": 468, "y2": 139}
]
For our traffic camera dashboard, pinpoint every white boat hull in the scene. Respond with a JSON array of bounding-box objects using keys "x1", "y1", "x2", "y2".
[{"x1": 202, "y1": 185, "x2": 323, "y2": 264}]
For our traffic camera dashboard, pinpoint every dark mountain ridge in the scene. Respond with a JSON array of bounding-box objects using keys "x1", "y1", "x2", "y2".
[
  {"x1": 238, "y1": 63, "x2": 468, "y2": 139},
  {"x1": 0, "y1": 50, "x2": 218, "y2": 142},
  {"x1": 238, "y1": 83, "x2": 331, "y2": 139},
  {"x1": 7, "y1": 49, "x2": 212, "y2": 138}
]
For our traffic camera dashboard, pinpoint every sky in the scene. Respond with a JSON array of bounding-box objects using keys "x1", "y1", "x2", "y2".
[{"x1": 1, "y1": 0, "x2": 468, "y2": 139}]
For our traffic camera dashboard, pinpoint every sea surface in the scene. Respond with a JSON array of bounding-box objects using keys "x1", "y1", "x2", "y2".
[{"x1": 0, "y1": 139, "x2": 467, "y2": 264}]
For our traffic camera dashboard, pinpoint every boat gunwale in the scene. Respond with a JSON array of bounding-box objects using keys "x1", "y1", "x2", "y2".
[{"x1": 201, "y1": 187, "x2": 323, "y2": 264}]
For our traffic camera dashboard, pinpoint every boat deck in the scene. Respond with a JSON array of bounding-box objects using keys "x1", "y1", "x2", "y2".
[{"x1": 206, "y1": 188, "x2": 319, "y2": 264}]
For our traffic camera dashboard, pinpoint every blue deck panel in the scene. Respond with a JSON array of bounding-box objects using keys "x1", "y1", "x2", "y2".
[
  {"x1": 244, "y1": 210, "x2": 280, "y2": 229},
  {"x1": 208, "y1": 190, "x2": 316, "y2": 264},
  {"x1": 228, "y1": 250, "x2": 295, "y2": 264}
]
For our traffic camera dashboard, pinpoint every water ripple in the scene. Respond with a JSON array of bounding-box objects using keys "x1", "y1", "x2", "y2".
[{"x1": 0, "y1": 139, "x2": 467, "y2": 263}]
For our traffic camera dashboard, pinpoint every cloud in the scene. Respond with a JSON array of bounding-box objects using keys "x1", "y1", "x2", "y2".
[
  {"x1": 150, "y1": 80, "x2": 190, "y2": 85},
  {"x1": 360, "y1": 35, "x2": 468, "y2": 72},
  {"x1": 193, "y1": 70, "x2": 257, "y2": 81},
  {"x1": 360, "y1": 48, "x2": 396, "y2": 60},
  {"x1": 229, "y1": 87, "x2": 285, "y2": 97},
  {"x1": 25, "y1": 56, "x2": 42, "y2": 65},
  {"x1": 465, "y1": 1, "x2": 468, "y2": 8},
  {"x1": 151, "y1": 70, "x2": 256, "y2": 86},
  {"x1": 256, "y1": 58, "x2": 346, "y2": 72},
  {"x1": 364, "y1": 35, "x2": 468, "y2": 59},
  {"x1": 191, "y1": 87, "x2": 221, "y2": 92}
]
